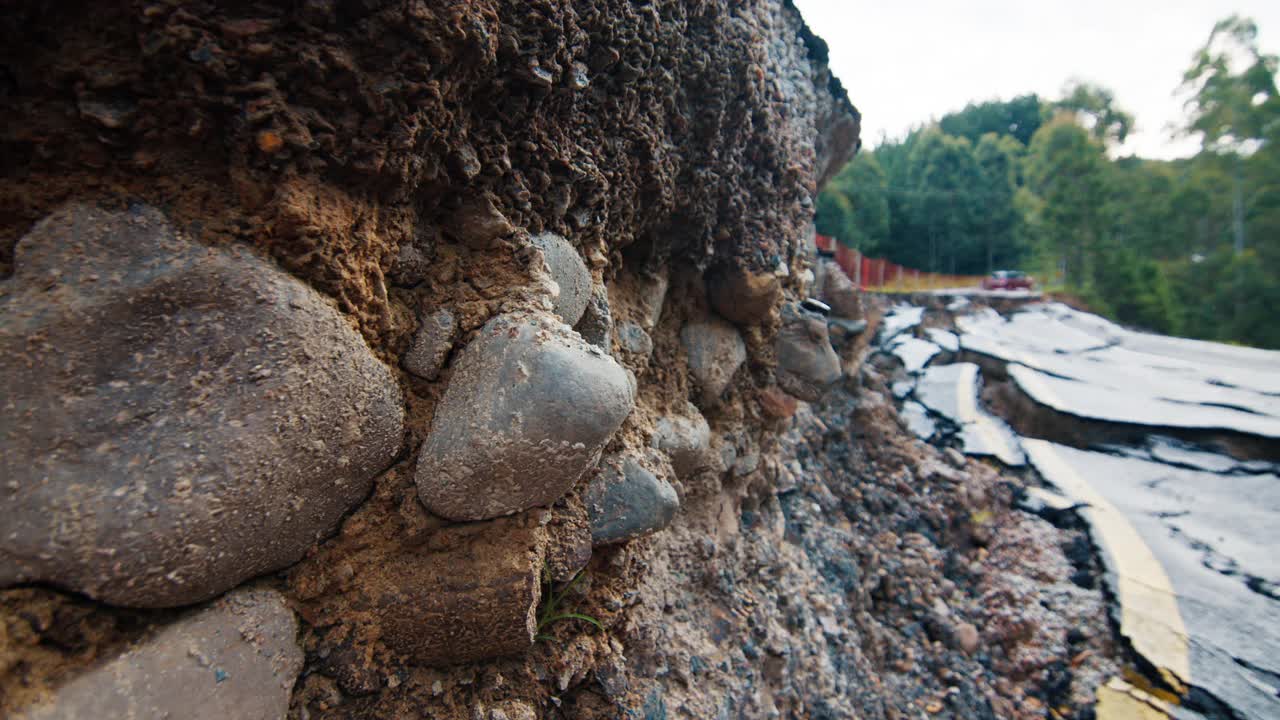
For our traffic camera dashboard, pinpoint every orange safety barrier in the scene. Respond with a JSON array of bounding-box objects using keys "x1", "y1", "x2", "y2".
[{"x1": 814, "y1": 234, "x2": 984, "y2": 292}]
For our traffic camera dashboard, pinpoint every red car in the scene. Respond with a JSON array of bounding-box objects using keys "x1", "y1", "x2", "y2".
[{"x1": 981, "y1": 270, "x2": 1034, "y2": 291}]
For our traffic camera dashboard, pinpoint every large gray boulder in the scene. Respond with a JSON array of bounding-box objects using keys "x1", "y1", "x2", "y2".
[
  {"x1": 530, "y1": 232, "x2": 591, "y2": 326},
  {"x1": 415, "y1": 311, "x2": 634, "y2": 521},
  {"x1": 0, "y1": 204, "x2": 404, "y2": 607},
  {"x1": 13, "y1": 587, "x2": 302, "y2": 719}
]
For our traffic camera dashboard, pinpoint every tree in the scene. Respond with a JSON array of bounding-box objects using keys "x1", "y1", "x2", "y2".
[
  {"x1": 906, "y1": 130, "x2": 985, "y2": 274},
  {"x1": 1054, "y1": 81, "x2": 1135, "y2": 146},
  {"x1": 1180, "y1": 15, "x2": 1280, "y2": 255},
  {"x1": 973, "y1": 133, "x2": 1024, "y2": 272},
  {"x1": 1024, "y1": 114, "x2": 1110, "y2": 287},
  {"x1": 816, "y1": 153, "x2": 890, "y2": 253},
  {"x1": 940, "y1": 95, "x2": 1044, "y2": 147},
  {"x1": 1181, "y1": 15, "x2": 1279, "y2": 154}
]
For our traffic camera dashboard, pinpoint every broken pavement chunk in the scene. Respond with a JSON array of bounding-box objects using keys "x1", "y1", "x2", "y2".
[{"x1": 415, "y1": 311, "x2": 634, "y2": 521}]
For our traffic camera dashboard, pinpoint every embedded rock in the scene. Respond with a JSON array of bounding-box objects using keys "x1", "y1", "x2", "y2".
[
  {"x1": 402, "y1": 308, "x2": 459, "y2": 380},
  {"x1": 415, "y1": 311, "x2": 634, "y2": 521},
  {"x1": 776, "y1": 302, "x2": 842, "y2": 402},
  {"x1": 708, "y1": 265, "x2": 782, "y2": 326},
  {"x1": 575, "y1": 285, "x2": 613, "y2": 351},
  {"x1": 653, "y1": 404, "x2": 714, "y2": 478},
  {"x1": 531, "y1": 232, "x2": 591, "y2": 326},
  {"x1": 13, "y1": 588, "x2": 302, "y2": 720},
  {"x1": 633, "y1": 270, "x2": 670, "y2": 330},
  {"x1": 585, "y1": 454, "x2": 680, "y2": 545},
  {"x1": 616, "y1": 321, "x2": 654, "y2": 358},
  {"x1": 814, "y1": 257, "x2": 862, "y2": 320},
  {"x1": 681, "y1": 318, "x2": 747, "y2": 407},
  {"x1": 0, "y1": 204, "x2": 404, "y2": 607},
  {"x1": 368, "y1": 513, "x2": 548, "y2": 666}
]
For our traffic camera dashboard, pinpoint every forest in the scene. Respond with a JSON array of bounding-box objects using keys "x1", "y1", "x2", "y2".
[{"x1": 816, "y1": 16, "x2": 1280, "y2": 348}]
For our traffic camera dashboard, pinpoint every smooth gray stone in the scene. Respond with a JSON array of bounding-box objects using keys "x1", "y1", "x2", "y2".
[
  {"x1": 681, "y1": 317, "x2": 746, "y2": 407},
  {"x1": 776, "y1": 302, "x2": 842, "y2": 402},
  {"x1": 585, "y1": 454, "x2": 679, "y2": 545},
  {"x1": 652, "y1": 403, "x2": 714, "y2": 478},
  {"x1": 415, "y1": 311, "x2": 634, "y2": 521},
  {"x1": 531, "y1": 232, "x2": 591, "y2": 326},
  {"x1": 616, "y1": 321, "x2": 654, "y2": 358},
  {"x1": 575, "y1": 285, "x2": 613, "y2": 351}
]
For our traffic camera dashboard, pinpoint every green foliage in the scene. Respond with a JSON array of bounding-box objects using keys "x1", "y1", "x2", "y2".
[
  {"x1": 1180, "y1": 15, "x2": 1279, "y2": 154},
  {"x1": 974, "y1": 133, "x2": 1025, "y2": 273},
  {"x1": 534, "y1": 566, "x2": 602, "y2": 642},
  {"x1": 939, "y1": 94, "x2": 1044, "y2": 146},
  {"x1": 1024, "y1": 115, "x2": 1110, "y2": 287},
  {"x1": 905, "y1": 129, "x2": 985, "y2": 274},
  {"x1": 1054, "y1": 81, "x2": 1135, "y2": 146},
  {"x1": 815, "y1": 153, "x2": 889, "y2": 253}
]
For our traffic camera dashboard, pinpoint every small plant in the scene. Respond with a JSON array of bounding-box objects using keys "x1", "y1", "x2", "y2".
[{"x1": 535, "y1": 565, "x2": 603, "y2": 642}]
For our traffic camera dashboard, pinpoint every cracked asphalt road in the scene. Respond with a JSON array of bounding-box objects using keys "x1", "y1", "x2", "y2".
[{"x1": 875, "y1": 297, "x2": 1280, "y2": 719}]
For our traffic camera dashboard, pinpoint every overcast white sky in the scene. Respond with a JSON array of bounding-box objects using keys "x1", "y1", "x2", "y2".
[{"x1": 790, "y1": 1, "x2": 1280, "y2": 159}]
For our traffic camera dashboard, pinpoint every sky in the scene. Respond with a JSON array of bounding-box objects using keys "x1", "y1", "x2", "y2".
[{"x1": 790, "y1": 0, "x2": 1280, "y2": 159}]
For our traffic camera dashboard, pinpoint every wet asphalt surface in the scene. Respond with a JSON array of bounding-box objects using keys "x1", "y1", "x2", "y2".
[{"x1": 876, "y1": 298, "x2": 1280, "y2": 719}]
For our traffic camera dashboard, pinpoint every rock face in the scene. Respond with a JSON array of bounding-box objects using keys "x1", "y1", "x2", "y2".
[
  {"x1": 681, "y1": 318, "x2": 747, "y2": 407},
  {"x1": 415, "y1": 311, "x2": 635, "y2": 521},
  {"x1": 531, "y1": 232, "x2": 592, "y2": 326},
  {"x1": 13, "y1": 588, "x2": 302, "y2": 719},
  {"x1": 0, "y1": 0, "x2": 866, "y2": 715},
  {"x1": 776, "y1": 302, "x2": 842, "y2": 402},
  {"x1": 585, "y1": 454, "x2": 680, "y2": 545},
  {"x1": 0, "y1": 204, "x2": 404, "y2": 608},
  {"x1": 402, "y1": 308, "x2": 459, "y2": 380}
]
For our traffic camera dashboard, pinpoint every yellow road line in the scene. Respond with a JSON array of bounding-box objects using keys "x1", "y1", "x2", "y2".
[
  {"x1": 1023, "y1": 439, "x2": 1191, "y2": 692},
  {"x1": 1096, "y1": 676, "x2": 1174, "y2": 719}
]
